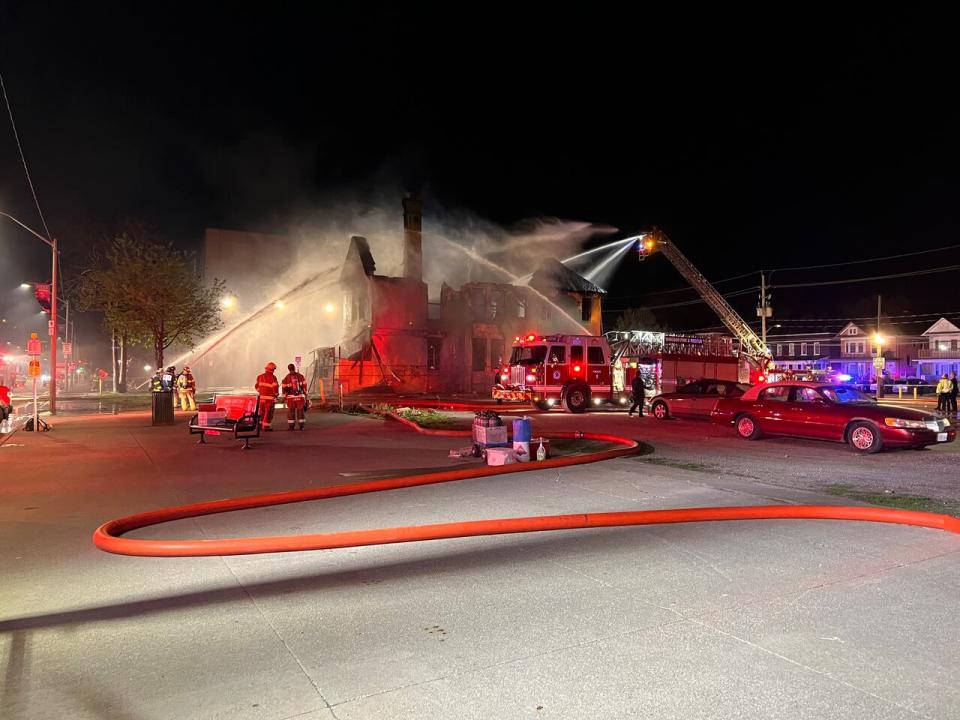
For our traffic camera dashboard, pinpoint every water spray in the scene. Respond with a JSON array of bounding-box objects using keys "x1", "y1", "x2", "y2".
[{"x1": 425, "y1": 232, "x2": 591, "y2": 334}]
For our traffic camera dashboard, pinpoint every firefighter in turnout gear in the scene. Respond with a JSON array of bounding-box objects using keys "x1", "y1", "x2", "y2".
[
  {"x1": 177, "y1": 366, "x2": 197, "y2": 411},
  {"x1": 281, "y1": 363, "x2": 308, "y2": 430},
  {"x1": 255, "y1": 362, "x2": 280, "y2": 431}
]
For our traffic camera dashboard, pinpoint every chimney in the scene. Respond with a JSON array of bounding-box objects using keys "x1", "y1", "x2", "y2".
[{"x1": 402, "y1": 194, "x2": 423, "y2": 281}]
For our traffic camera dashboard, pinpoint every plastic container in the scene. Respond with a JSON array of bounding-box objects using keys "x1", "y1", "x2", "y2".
[
  {"x1": 512, "y1": 417, "x2": 532, "y2": 463},
  {"x1": 485, "y1": 447, "x2": 516, "y2": 466}
]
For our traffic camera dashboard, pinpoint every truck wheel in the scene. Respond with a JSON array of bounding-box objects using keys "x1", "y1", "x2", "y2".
[
  {"x1": 735, "y1": 414, "x2": 762, "y2": 440},
  {"x1": 847, "y1": 421, "x2": 883, "y2": 453},
  {"x1": 563, "y1": 383, "x2": 590, "y2": 413},
  {"x1": 651, "y1": 401, "x2": 669, "y2": 420}
]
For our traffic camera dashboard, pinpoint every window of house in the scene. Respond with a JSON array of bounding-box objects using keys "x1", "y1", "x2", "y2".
[
  {"x1": 813, "y1": 342, "x2": 820, "y2": 356},
  {"x1": 859, "y1": 342, "x2": 865, "y2": 354},
  {"x1": 472, "y1": 338, "x2": 487, "y2": 371},
  {"x1": 490, "y1": 339, "x2": 505, "y2": 368},
  {"x1": 570, "y1": 345, "x2": 584, "y2": 363},
  {"x1": 587, "y1": 346, "x2": 605, "y2": 364},
  {"x1": 489, "y1": 294, "x2": 498, "y2": 320},
  {"x1": 517, "y1": 297, "x2": 526, "y2": 318},
  {"x1": 849, "y1": 327, "x2": 858, "y2": 335},
  {"x1": 800, "y1": 343, "x2": 807, "y2": 356},
  {"x1": 427, "y1": 339, "x2": 442, "y2": 370},
  {"x1": 788, "y1": 343, "x2": 795, "y2": 356},
  {"x1": 776, "y1": 344, "x2": 782, "y2": 356},
  {"x1": 581, "y1": 297, "x2": 593, "y2": 322}
]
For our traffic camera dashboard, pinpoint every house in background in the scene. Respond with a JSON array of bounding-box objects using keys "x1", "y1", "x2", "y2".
[
  {"x1": 915, "y1": 317, "x2": 960, "y2": 379},
  {"x1": 766, "y1": 331, "x2": 837, "y2": 372}
]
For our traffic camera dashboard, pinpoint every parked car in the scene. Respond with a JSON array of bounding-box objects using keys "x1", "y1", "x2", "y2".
[
  {"x1": 648, "y1": 379, "x2": 751, "y2": 420},
  {"x1": 711, "y1": 381, "x2": 955, "y2": 453}
]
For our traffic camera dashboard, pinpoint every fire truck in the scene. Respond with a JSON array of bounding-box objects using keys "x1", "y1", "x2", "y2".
[
  {"x1": 493, "y1": 331, "x2": 741, "y2": 412},
  {"x1": 492, "y1": 228, "x2": 775, "y2": 412}
]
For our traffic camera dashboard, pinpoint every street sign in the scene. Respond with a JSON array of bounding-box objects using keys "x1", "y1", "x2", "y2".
[
  {"x1": 48, "y1": 320, "x2": 55, "y2": 336},
  {"x1": 27, "y1": 333, "x2": 42, "y2": 356},
  {"x1": 28, "y1": 360, "x2": 41, "y2": 377},
  {"x1": 873, "y1": 357, "x2": 885, "y2": 369},
  {"x1": 63, "y1": 342, "x2": 73, "y2": 356}
]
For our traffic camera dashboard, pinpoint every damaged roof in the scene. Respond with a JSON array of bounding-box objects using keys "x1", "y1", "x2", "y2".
[
  {"x1": 530, "y1": 258, "x2": 607, "y2": 295},
  {"x1": 342, "y1": 235, "x2": 376, "y2": 277}
]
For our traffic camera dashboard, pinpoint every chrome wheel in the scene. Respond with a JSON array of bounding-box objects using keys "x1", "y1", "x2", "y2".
[
  {"x1": 653, "y1": 402, "x2": 668, "y2": 419},
  {"x1": 850, "y1": 426, "x2": 875, "y2": 450},
  {"x1": 736, "y1": 416, "x2": 755, "y2": 437}
]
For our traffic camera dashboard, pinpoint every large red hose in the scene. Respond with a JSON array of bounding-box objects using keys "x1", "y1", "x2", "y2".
[{"x1": 92, "y1": 412, "x2": 960, "y2": 557}]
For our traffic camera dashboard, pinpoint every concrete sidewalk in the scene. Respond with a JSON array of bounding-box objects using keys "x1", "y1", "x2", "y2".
[{"x1": 2, "y1": 411, "x2": 958, "y2": 719}]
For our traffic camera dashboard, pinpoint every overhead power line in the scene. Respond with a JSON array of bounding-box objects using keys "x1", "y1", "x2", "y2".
[
  {"x1": 0, "y1": 71, "x2": 51, "y2": 240},
  {"x1": 770, "y1": 264, "x2": 960, "y2": 289}
]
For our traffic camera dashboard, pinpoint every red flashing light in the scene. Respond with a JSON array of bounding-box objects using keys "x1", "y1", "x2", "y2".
[
  {"x1": 514, "y1": 336, "x2": 521, "y2": 342},
  {"x1": 757, "y1": 375, "x2": 766, "y2": 383},
  {"x1": 502, "y1": 366, "x2": 509, "y2": 373},
  {"x1": 526, "y1": 333, "x2": 536, "y2": 342},
  {"x1": 573, "y1": 364, "x2": 582, "y2": 373},
  {"x1": 526, "y1": 374, "x2": 536, "y2": 383}
]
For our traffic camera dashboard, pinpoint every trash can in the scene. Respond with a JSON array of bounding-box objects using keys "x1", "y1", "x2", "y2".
[{"x1": 152, "y1": 390, "x2": 175, "y2": 426}]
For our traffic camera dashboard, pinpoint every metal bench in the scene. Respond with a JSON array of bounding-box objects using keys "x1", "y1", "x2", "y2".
[{"x1": 189, "y1": 394, "x2": 261, "y2": 449}]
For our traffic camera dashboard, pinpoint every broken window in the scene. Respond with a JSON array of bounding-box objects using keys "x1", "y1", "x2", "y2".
[{"x1": 472, "y1": 338, "x2": 487, "y2": 371}]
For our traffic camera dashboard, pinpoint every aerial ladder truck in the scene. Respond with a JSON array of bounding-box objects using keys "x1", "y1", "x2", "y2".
[{"x1": 630, "y1": 227, "x2": 775, "y2": 382}]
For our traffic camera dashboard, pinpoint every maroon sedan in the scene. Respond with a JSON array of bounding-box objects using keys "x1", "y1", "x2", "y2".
[{"x1": 711, "y1": 381, "x2": 956, "y2": 453}]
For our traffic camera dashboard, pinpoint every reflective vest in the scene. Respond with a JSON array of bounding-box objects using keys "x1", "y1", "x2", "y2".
[{"x1": 177, "y1": 372, "x2": 196, "y2": 391}]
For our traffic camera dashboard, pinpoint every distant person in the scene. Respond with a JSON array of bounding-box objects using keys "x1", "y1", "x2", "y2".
[
  {"x1": 177, "y1": 366, "x2": 197, "y2": 411},
  {"x1": 281, "y1": 363, "x2": 308, "y2": 430},
  {"x1": 628, "y1": 371, "x2": 649, "y2": 417},
  {"x1": 936, "y1": 373, "x2": 951, "y2": 413},
  {"x1": 161, "y1": 366, "x2": 176, "y2": 392},
  {"x1": 0, "y1": 383, "x2": 11, "y2": 423},
  {"x1": 255, "y1": 362, "x2": 280, "y2": 431},
  {"x1": 950, "y1": 371, "x2": 958, "y2": 416}
]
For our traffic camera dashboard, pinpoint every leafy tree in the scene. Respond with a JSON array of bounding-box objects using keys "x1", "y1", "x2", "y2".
[
  {"x1": 614, "y1": 306, "x2": 666, "y2": 332},
  {"x1": 80, "y1": 224, "x2": 225, "y2": 383}
]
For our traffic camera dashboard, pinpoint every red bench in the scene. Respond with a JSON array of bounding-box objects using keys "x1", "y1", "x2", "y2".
[{"x1": 189, "y1": 394, "x2": 261, "y2": 449}]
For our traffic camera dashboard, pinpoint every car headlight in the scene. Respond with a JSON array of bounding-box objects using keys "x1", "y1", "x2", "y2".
[
  {"x1": 884, "y1": 417, "x2": 927, "y2": 429},
  {"x1": 943, "y1": 418, "x2": 952, "y2": 427}
]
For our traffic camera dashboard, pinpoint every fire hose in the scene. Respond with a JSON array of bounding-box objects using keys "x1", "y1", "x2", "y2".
[{"x1": 93, "y1": 412, "x2": 960, "y2": 557}]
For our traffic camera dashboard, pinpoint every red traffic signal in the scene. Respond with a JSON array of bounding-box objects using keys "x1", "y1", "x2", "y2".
[{"x1": 34, "y1": 283, "x2": 52, "y2": 313}]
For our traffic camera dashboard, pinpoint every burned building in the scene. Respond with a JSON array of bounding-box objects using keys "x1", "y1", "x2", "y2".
[{"x1": 314, "y1": 197, "x2": 606, "y2": 396}]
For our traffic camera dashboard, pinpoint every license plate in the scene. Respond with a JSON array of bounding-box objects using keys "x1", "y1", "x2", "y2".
[{"x1": 937, "y1": 432, "x2": 948, "y2": 442}]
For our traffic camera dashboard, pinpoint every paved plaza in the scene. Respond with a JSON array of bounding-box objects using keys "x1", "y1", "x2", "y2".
[{"x1": 2, "y1": 411, "x2": 958, "y2": 719}]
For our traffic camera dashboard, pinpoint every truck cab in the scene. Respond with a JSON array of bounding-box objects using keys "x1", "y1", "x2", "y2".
[{"x1": 494, "y1": 334, "x2": 625, "y2": 412}]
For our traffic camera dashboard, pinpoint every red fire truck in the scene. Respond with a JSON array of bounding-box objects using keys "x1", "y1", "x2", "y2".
[{"x1": 493, "y1": 331, "x2": 741, "y2": 412}]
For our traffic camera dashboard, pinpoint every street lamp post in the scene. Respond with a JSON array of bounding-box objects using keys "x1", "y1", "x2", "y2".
[{"x1": 1, "y1": 211, "x2": 58, "y2": 414}]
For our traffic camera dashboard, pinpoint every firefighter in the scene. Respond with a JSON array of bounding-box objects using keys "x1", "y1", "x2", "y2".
[
  {"x1": 255, "y1": 362, "x2": 280, "y2": 431},
  {"x1": 0, "y1": 383, "x2": 11, "y2": 423},
  {"x1": 149, "y1": 370, "x2": 163, "y2": 393},
  {"x1": 281, "y1": 363, "x2": 308, "y2": 430},
  {"x1": 161, "y1": 365, "x2": 176, "y2": 392},
  {"x1": 628, "y1": 370, "x2": 649, "y2": 417},
  {"x1": 177, "y1": 365, "x2": 197, "y2": 411}
]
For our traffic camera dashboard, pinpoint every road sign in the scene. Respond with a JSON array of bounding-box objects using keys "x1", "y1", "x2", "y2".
[
  {"x1": 27, "y1": 333, "x2": 42, "y2": 356},
  {"x1": 28, "y1": 360, "x2": 41, "y2": 377},
  {"x1": 48, "y1": 320, "x2": 55, "y2": 336},
  {"x1": 873, "y1": 357, "x2": 885, "y2": 369},
  {"x1": 63, "y1": 342, "x2": 73, "y2": 356}
]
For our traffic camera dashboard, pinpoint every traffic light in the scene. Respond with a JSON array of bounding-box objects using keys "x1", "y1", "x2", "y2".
[{"x1": 34, "y1": 283, "x2": 52, "y2": 313}]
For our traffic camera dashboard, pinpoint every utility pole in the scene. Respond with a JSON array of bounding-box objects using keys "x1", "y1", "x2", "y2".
[
  {"x1": 50, "y1": 237, "x2": 58, "y2": 413},
  {"x1": 757, "y1": 272, "x2": 772, "y2": 349},
  {"x1": 875, "y1": 294, "x2": 883, "y2": 400}
]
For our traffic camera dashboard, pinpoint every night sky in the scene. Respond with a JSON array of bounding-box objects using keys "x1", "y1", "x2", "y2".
[{"x1": 2, "y1": 6, "x2": 960, "y2": 356}]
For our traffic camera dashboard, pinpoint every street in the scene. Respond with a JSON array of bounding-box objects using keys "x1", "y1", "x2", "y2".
[{"x1": 2, "y1": 408, "x2": 958, "y2": 719}]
